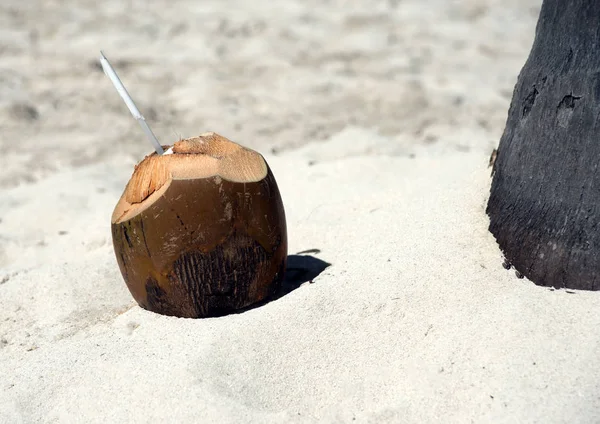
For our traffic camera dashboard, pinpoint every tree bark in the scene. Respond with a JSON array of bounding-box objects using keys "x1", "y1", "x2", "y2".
[{"x1": 487, "y1": 0, "x2": 600, "y2": 290}]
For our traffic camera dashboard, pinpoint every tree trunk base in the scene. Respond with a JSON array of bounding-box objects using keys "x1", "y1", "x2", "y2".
[{"x1": 487, "y1": 0, "x2": 600, "y2": 290}]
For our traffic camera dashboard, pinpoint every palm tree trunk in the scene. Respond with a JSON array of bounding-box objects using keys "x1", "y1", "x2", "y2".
[{"x1": 487, "y1": 0, "x2": 600, "y2": 290}]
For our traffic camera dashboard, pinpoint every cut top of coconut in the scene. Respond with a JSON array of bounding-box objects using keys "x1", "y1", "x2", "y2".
[{"x1": 111, "y1": 132, "x2": 268, "y2": 224}]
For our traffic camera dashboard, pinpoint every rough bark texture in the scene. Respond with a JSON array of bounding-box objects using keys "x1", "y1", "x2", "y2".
[
  {"x1": 487, "y1": 0, "x2": 600, "y2": 290},
  {"x1": 112, "y1": 168, "x2": 287, "y2": 318}
]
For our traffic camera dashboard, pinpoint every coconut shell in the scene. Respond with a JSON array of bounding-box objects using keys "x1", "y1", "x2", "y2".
[{"x1": 110, "y1": 133, "x2": 287, "y2": 318}]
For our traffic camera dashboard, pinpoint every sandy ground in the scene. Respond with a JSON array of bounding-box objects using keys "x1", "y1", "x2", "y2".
[
  {"x1": 5, "y1": 1, "x2": 598, "y2": 423},
  {"x1": 1, "y1": 0, "x2": 539, "y2": 188}
]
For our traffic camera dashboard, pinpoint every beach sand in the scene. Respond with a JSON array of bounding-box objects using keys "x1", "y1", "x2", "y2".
[{"x1": 4, "y1": 0, "x2": 600, "y2": 423}]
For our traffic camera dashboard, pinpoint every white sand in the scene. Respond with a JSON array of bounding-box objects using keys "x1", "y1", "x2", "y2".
[
  {"x1": 1, "y1": 0, "x2": 539, "y2": 188},
  {"x1": 3, "y1": 150, "x2": 600, "y2": 423},
  {"x1": 4, "y1": 0, "x2": 600, "y2": 423}
]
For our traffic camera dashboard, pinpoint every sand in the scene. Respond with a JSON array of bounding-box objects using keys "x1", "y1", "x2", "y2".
[
  {"x1": 4, "y1": 0, "x2": 600, "y2": 423},
  {"x1": 4, "y1": 151, "x2": 600, "y2": 423}
]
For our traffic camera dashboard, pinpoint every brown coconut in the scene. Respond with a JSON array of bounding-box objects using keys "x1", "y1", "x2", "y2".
[{"x1": 111, "y1": 132, "x2": 287, "y2": 318}]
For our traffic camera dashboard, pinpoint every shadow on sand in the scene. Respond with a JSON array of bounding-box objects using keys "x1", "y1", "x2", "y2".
[{"x1": 273, "y1": 250, "x2": 331, "y2": 300}]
